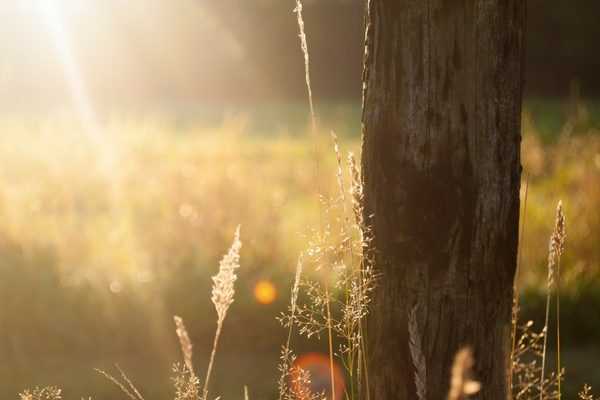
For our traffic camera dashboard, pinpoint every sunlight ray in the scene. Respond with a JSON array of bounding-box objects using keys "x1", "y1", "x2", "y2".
[
  {"x1": 39, "y1": 3, "x2": 96, "y2": 135},
  {"x1": 37, "y1": 1, "x2": 115, "y2": 171}
]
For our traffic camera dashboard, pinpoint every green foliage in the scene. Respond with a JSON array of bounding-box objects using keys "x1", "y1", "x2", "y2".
[{"x1": 2, "y1": 101, "x2": 600, "y2": 398}]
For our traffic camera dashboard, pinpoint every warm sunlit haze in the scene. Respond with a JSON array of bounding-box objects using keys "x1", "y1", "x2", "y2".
[{"x1": 1, "y1": 1, "x2": 600, "y2": 400}]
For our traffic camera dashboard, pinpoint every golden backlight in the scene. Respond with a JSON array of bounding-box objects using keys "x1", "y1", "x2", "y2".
[
  {"x1": 0, "y1": 1, "x2": 247, "y2": 112},
  {"x1": 254, "y1": 280, "x2": 277, "y2": 305}
]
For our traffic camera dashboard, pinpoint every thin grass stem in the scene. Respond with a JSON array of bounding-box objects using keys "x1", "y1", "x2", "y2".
[
  {"x1": 203, "y1": 322, "x2": 223, "y2": 400},
  {"x1": 325, "y1": 286, "x2": 336, "y2": 400}
]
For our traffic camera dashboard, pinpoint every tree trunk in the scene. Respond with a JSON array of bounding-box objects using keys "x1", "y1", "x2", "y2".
[{"x1": 361, "y1": 2, "x2": 525, "y2": 400}]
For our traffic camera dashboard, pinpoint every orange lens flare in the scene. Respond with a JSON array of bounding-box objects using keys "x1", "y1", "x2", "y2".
[
  {"x1": 291, "y1": 353, "x2": 345, "y2": 400},
  {"x1": 253, "y1": 280, "x2": 277, "y2": 305}
]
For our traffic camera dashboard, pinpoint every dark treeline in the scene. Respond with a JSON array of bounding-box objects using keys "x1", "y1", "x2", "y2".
[
  {"x1": 0, "y1": 0, "x2": 598, "y2": 111},
  {"x1": 210, "y1": 0, "x2": 600, "y2": 101}
]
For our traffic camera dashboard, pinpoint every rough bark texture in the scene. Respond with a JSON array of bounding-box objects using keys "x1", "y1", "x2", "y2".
[{"x1": 361, "y1": 1, "x2": 525, "y2": 400}]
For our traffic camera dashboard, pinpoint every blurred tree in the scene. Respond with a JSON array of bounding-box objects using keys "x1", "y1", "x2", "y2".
[{"x1": 361, "y1": 2, "x2": 525, "y2": 399}]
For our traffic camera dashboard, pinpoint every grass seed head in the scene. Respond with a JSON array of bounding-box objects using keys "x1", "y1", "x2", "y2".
[
  {"x1": 211, "y1": 226, "x2": 242, "y2": 323},
  {"x1": 547, "y1": 201, "x2": 566, "y2": 287}
]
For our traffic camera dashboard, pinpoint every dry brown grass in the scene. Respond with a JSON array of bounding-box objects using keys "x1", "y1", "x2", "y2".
[
  {"x1": 204, "y1": 226, "x2": 242, "y2": 400},
  {"x1": 447, "y1": 348, "x2": 481, "y2": 400},
  {"x1": 15, "y1": 133, "x2": 600, "y2": 400}
]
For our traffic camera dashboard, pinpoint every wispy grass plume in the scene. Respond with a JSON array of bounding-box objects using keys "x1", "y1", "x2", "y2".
[
  {"x1": 19, "y1": 387, "x2": 63, "y2": 400},
  {"x1": 579, "y1": 385, "x2": 599, "y2": 400},
  {"x1": 203, "y1": 225, "x2": 242, "y2": 400},
  {"x1": 277, "y1": 257, "x2": 303, "y2": 400},
  {"x1": 540, "y1": 201, "x2": 566, "y2": 400},
  {"x1": 95, "y1": 365, "x2": 144, "y2": 400},
  {"x1": 172, "y1": 363, "x2": 201, "y2": 400},
  {"x1": 293, "y1": 0, "x2": 316, "y2": 134},
  {"x1": 174, "y1": 316, "x2": 194, "y2": 374},
  {"x1": 447, "y1": 348, "x2": 481, "y2": 400},
  {"x1": 279, "y1": 138, "x2": 376, "y2": 400},
  {"x1": 512, "y1": 319, "x2": 563, "y2": 400}
]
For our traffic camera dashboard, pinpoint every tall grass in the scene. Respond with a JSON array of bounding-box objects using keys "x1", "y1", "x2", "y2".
[
  {"x1": 7, "y1": 2, "x2": 600, "y2": 398},
  {"x1": 8, "y1": 117, "x2": 600, "y2": 399},
  {"x1": 539, "y1": 202, "x2": 566, "y2": 400},
  {"x1": 94, "y1": 227, "x2": 241, "y2": 400},
  {"x1": 275, "y1": 134, "x2": 376, "y2": 400},
  {"x1": 511, "y1": 201, "x2": 566, "y2": 400},
  {"x1": 204, "y1": 226, "x2": 242, "y2": 400}
]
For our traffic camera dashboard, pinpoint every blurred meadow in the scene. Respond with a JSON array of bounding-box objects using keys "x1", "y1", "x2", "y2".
[
  {"x1": 2, "y1": 100, "x2": 600, "y2": 398},
  {"x1": 1, "y1": 0, "x2": 600, "y2": 399}
]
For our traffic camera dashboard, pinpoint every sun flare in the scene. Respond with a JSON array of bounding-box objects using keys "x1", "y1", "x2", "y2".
[
  {"x1": 254, "y1": 280, "x2": 277, "y2": 305},
  {"x1": 36, "y1": 1, "x2": 98, "y2": 135}
]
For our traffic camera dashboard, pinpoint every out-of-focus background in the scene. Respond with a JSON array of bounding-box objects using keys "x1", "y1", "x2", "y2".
[{"x1": 0, "y1": 0, "x2": 599, "y2": 398}]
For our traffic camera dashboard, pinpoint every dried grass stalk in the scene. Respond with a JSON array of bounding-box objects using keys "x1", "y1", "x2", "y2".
[
  {"x1": 547, "y1": 201, "x2": 566, "y2": 288},
  {"x1": 579, "y1": 384, "x2": 598, "y2": 400},
  {"x1": 540, "y1": 201, "x2": 566, "y2": 400},
  {"x1": 95, "y1": 365, "x2": 144, "y2": 400},
  {"x1": 447, "y1": 348, "x2": 481, "y2": 400},
  {"x1": 203, "y1": 226, "x2": 242, "y2": 400},
  {"x1": 293, "y1": 0, "x2": 316, "y2": 134},
  {"x1": 211, "y1": 226, "x2": 242, "y2": 323},
  {"x1": 174, "y1": 315, "x2": 194, "y2": 373},
  {"x1": 19, "y1": 387, "x2": 63, "y2": 400},
  {"x1": 172, "y1": 363, "x2": 200, "y2": 400},
  {"x1": 278, "y1": 258, "x2": 304, "y2": 400}
]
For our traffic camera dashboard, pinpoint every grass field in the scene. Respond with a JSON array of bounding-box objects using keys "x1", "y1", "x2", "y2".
[{"x1": 1, "y1": 99, "x2": 600, "y2": 399}]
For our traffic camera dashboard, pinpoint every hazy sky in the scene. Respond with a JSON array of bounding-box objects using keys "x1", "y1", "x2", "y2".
[
  {"x1": 1, "y1": 0, "x2": 597, "y2": 114},
  {"x1": 0, "y1": 1, "x2": 273, "y2": 111}
]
